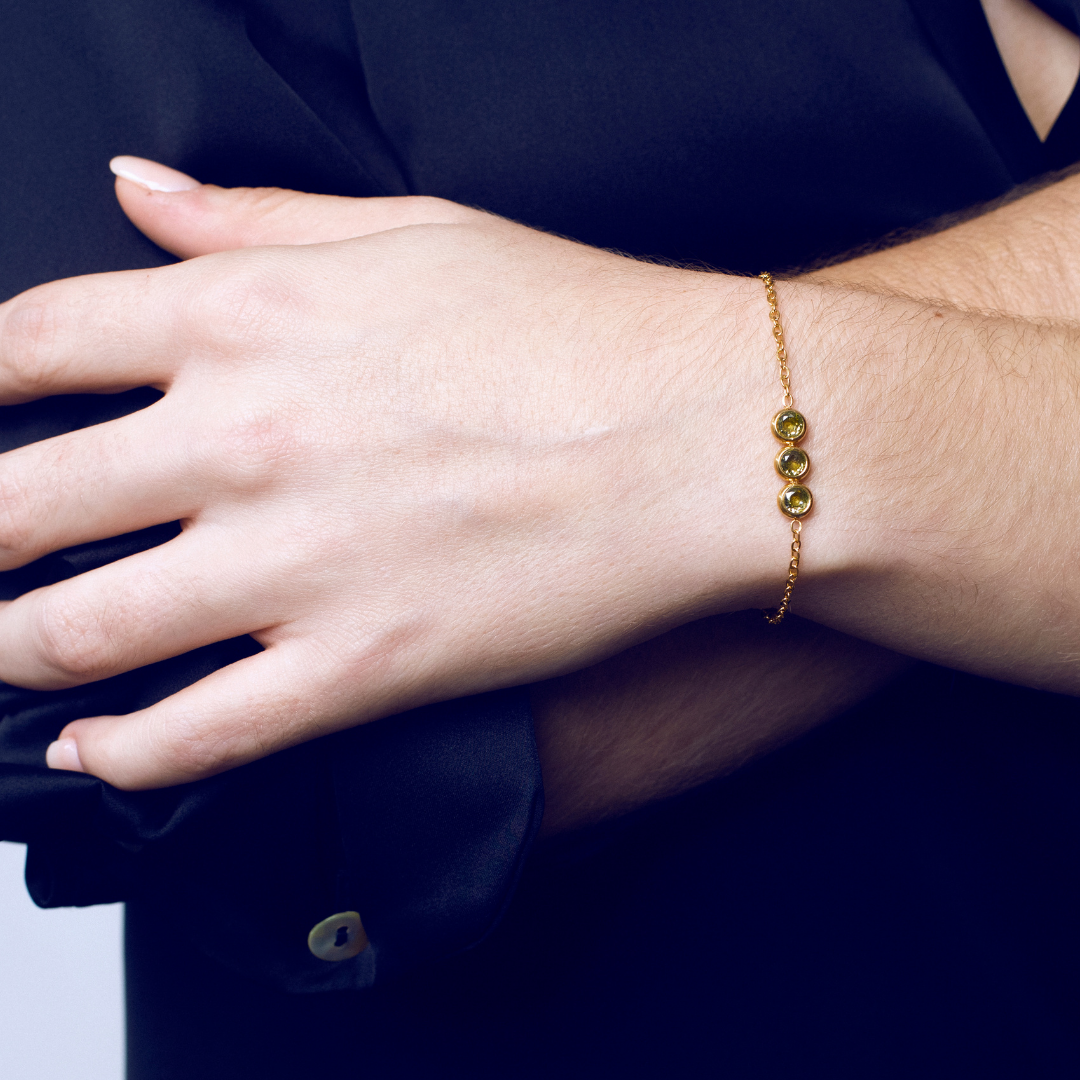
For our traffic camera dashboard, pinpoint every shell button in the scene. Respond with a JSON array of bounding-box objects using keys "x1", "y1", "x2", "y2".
[{"x1": 307, "y1": 911, "x2": 369, "y2": 962}]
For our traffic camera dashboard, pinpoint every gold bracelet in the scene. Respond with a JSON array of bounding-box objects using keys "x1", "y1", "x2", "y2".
[{"x1": 759, "y1": 272, "x2": 812, "y2": 625}]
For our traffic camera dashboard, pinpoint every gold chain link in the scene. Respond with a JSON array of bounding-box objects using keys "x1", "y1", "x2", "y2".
[
  {"x1": 763, "y1": 519, "x2": 801, "y2": 626},
  {"x1": 761, "y1": 271, "x2": 793, "y2": 408},
  {"x1": 759, "y1": 271, "x2": 807, "y2": 624}
]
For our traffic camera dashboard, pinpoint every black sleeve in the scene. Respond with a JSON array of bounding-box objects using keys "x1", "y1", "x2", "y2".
[{"x1": 2, "y1": 664, "x2": 542, "y2": 993}]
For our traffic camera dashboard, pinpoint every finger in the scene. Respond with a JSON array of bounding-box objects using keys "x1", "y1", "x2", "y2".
[
  {"x1": 0, "y1": 403, "x2": 197, "y2": 570},
  {"x1": 110, "y1": 155, "x2": 489, "y2": 258},
  {"x1": 0, "y1": 265, "x2": 183, "y2": 403},
  {"x1": 0, "y1": 529, "x2": 274, "y2": 690},
  {"x1": 45, "y1": 640, "x2": 395, "y2": 789}
]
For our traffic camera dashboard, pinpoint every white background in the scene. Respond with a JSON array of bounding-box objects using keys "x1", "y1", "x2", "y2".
[{"x1": 0, "y1": 842, "x2": 124, "y2": 1079}]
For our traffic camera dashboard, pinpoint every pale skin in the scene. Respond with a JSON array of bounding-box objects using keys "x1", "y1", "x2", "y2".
[
  {"x1": 982, "y1": 0, "x2": 1080, "y2": 139},
  {"x1": 0, "y1": 3, "x2": 1074, "y2": 830}
]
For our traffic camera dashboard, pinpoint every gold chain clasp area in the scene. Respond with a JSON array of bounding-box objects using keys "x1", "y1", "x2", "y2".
[
  {"x1": 763, "y1": 519, "x2": 802, "y2": 626},
  {"x1": 759, "y1": 272, "x2": 812, "y2": 624}
]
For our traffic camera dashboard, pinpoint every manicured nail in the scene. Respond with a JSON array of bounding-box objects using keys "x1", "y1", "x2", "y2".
[
  {"x1": 109, "y1": 155, "x2": 200, "y2": 193},
  {"x1": 46, "y1": 738, "x2": 84, "y2": 773}
]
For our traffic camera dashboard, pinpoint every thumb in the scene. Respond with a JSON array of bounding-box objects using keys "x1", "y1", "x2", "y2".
[{"x1": 109, "y1": 155, "x2": 487, "y2": 259}]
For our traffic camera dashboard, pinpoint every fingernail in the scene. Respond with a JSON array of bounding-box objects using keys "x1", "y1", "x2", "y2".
[
  {"x1": 109, "y1": 155, "x2": 200, "y2": 193},
  {"x1": 46, "y1": 738, "x2": 84, "y2": 773}
]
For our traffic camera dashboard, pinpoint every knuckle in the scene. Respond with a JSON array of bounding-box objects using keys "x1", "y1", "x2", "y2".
[
  {"x1": 209, "y1": 411, "x2": 304, "y2": 489},
  {"x1": 190, "y1": 186, "x2": 297, "y2": 246},
  {"x1": 0, "y1": 295, "x2": 69, "y2": 398},
  {"x1": 183, "y1": 256, "x2": 305, "y2": 347},
  {"x1": 234, "y1": 186, "x2": 296, "y2": 224},
  {"x1": 153, "y1": 711, "x2": 256, "y2": 780},
  {"x1": 32, "y1": 594, "x2": 115, "y2": 683},
  {"x1": 0, "y1": 473, "x2": 37, "y2": 563}
]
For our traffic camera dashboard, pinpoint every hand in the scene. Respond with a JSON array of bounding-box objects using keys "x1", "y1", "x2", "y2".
[
  {"x1": 0, "y1": 158, "x2": 771, "y2": 789},
  {"x1": 110, "y1": 161, "x2": 913, "y2": 828}
]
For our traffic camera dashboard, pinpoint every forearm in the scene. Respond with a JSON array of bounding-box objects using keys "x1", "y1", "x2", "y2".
[
  {"x1": 533, "y1": 613, "x2": 909, "y2": 834},
  {"x1": 804, "y1": 168, "x2": 1080, "y2": 318},
  {"x1": 682, "y1": 269, "x2": 1076, "y2": 691}
]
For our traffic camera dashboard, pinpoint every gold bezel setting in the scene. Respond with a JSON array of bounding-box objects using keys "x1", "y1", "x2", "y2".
[
  {"x1": 775, "y1": 444, "x2": 810, "y2": 480},
  {"x1": 771, "y1": 408, "x2": 806, "y2": 443},
  {"x1": 778, "y1": 483, "x2": 812, "y2": 518}
]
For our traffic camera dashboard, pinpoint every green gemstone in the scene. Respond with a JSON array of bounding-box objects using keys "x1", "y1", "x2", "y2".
[
  {"x1": 775, "y1": 445, "x2": 809, "y2": 480},
  {"x1": 772, "y1": 409, "x2": 806, "y2": 442},
  {"x1": 778, "y1": 483, "x2": 813, "y2": 518}
]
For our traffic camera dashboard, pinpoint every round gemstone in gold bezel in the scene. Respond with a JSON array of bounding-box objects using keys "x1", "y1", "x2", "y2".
[
  {"x1": 772, "y1": 409, "x2": 806, "y2": 442},
  {"x1": 778, "y1": 483, "x2": 812, "y2": 518},
  {"x1": 775, "y1": 445, "x2": 809, "y2": 480}
]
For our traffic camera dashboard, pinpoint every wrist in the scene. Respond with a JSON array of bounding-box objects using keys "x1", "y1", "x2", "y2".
[
  {"x1": 610, "y1": 266, "x2": 783, "y2": 625},
  {"x1": 771, "y1": 282, "x2": 1077, "y2": 692}
]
